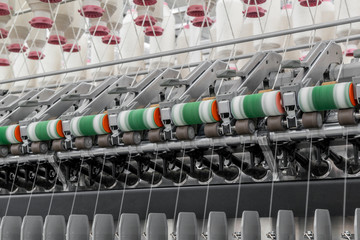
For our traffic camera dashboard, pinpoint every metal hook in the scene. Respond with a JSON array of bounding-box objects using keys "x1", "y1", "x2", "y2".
[
  {"x1": 266, "y1": 231, "x2": 276, "y2": 240},
  {"x1": 233, "y1": 232, "x2": 242, "y2": 240},
  {"x1": 341, "y1": 231, "x2": 354, "y2": 240},
  {"x1": 304, "y1": 231, "x2": 314, "y2": 240}
]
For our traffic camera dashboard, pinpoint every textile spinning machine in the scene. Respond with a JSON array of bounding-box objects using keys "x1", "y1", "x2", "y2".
[{"x1": 0, "y1": 0, "x2": 360, "y2": 239}]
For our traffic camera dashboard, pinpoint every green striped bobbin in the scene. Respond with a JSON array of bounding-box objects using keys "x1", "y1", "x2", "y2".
[
  {"x1": 171, "y1": 100, "x2": 220, "y2": 126},
  {"x1": 117, "y1": 107, "x2": 163, "y2": 132},
  {"x1": 298, "y1": 82, "x2": 357, "y2": 112},
  {"x1": 27, "y1": 119, "x2": 65, "y2": 141},
  {"x1": 231, "y1": 91, "x2": 285, "y2": 120},
  {"x1": 0, "y1": 125, "x2": 22, "y2": 145},
  {"x1": 70, "y1": 114, "x2": 111, "y2": 137}
]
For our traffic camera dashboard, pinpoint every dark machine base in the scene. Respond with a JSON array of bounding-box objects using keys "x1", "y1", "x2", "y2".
[{"x1": 0, "y1": 178, "x2": 357, "y2": 220}]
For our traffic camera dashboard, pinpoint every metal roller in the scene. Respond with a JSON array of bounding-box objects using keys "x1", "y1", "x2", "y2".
[{"x1": 302, "y1": 112, "x2": 323, "y2": 129}]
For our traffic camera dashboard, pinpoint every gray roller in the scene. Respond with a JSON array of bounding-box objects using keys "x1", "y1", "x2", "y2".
[
  {"x1": 241, "y1": 211, "x2": 261, "y2": 240},
  {"x1": 176, "y1": 213, "x2": 198, "y2": 240},
  {"x1": 355, "y1": 209, "x2": 360, "y2": 240},
  {"x1": 276, "y1": 210, "x2": 295, "y2": 240},
  {"x1": 67, "y1": 215, "x2": 89, "y2": 240},
  {"x1": 43, "y1": 215, "x2": 66, "y2": 240},
  {"x1": 207, "y1": 212, "x2": 227, "y2": 240},
  {"x1": 146, "y1": 213, "x2": 168, "y2": 240},
  {"x1": 314, "y1": 209, "x2": 331, "y2": 240},
  {"x1": 118, "y1": 214, "x2": 141, "y2": 240},
  {"x1": 21, "y1": 216, "x2": 43, "y2": 240},
  {"x1": 92, "y1": 214, "x2": 114, "y2": 240},
  {"x1": 0, "y1": 216, "x2": 21, "y2": 240}
]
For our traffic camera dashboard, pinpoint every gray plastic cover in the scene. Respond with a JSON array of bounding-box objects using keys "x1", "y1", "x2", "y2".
[
  {"x1": 21, "y1": 216, "x2": 43, "y2": 240},
  {"x1": 43, "y1": 215, "x2": 66, "y2": 240},
  {"x1": 207, "y1": 212, "x2": 227, "y2": 240},
  {"x1": 67, "y1": 215, "x2": 89, "y2": 240},
  {"x1": 241, "y1": 211, "x2": 261, "y2": 240},
  {"x1": 314, "y1": 209, "x2": 331, "y2": 240},
  {"x1": 118, "y1": 214, "x2": 141, "y2": 240},
  {"x1": 0, "y1": 216, "x2": 21, "y2": 240},
  {"x1": 92, "y1": 214, "x2": 114, "y2": 240},
  {"x1": 146, "y1": 213, "x2": 168, "y2": 240},
  {"x1": 276, "y1": 210, "x2": 295, "y2": 240},
  {"x1": 355, "y1": 209, "x2": 360, "y2": 240},
  {"x1": 176, "y1": 212, "x2": 198, "y2": 240}
]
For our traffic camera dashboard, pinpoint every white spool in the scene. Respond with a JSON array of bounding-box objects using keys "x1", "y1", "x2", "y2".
[
  {"x1": 335, "y1": 0, "x2": 360, "y2": 37},
  {"x1": 149, "y1": 3, "x2": 175, "y2": 69},
  {"x1": 208, "y1": 23, "x2": 216, "y2": 60},
  {"x1": 318, "y1": 0, "x2": 335, "y2": 41},
  {"x1": 48, "y1": 3, "x2": 73, "y2": 45},
  {"x1": 292, "y1": 0, "x2": 322, "y2": 45},
  {"x1": 278, "y1": 3, "x2": 301, "y2": 60},
  {"x1": 63, "y1": 1, "x2": 85, "y2": 52},
  {"x1": 253, "y1": 0, "x2": 284, "y2": 50},
  {"x1": 215, "y1": 0, "x2": 243, "y2": 58},
  {"x1": 0, "y1": 65, "x2": 12, "y2": 90},
  {"x1": 11, "y1": 53, "x2": 38, "y2": 89},
  {"x1": 176, "y1": 25, "x2": 190, "y2": 77},
  {"x1": 6, "y1": 13, "x2": 30, "y2": 52},
  {"x1": 26, "y1": 0, "x2": 55, "y2": 29},
  {"x1": 89, "y1": 0, "x2": 117, "y2": 36},
  {"x1": 26, "y1": 28, "x2": 47, "y2": 60},
  {"x1": 37, "y1": 44, "x2": 63, "y2": 86},
  {"x1": 90, "y1": 37, "x2": 115, "y2": 78},
  {"x1": 335, "y1": 0, "x2": 360, "y2": 56},
  {"x1": 105, "y1": 0, "x2": 123, "y2": 44},
  {"x1": 152, "y1": 0, "x2": 163, "y2": 22},
  {"x1": 63, "y1": 34, "x2": 88, "y2": 83},
  {"x1": 119, "y1": 9, "x2": 144, "y2": 74},
  {"x1": 188, "y1": 24, "x2": 202, "y2": 64},
  {"x1": 236, "y1": 18, "x2": 254, "y2": 70}
]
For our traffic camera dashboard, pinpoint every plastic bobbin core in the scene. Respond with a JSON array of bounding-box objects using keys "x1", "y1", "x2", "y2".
[
  {"x1": 144, "y1": 26, "x2": 163, "y2": 36},
  {"x1": 243, "y1": 0, "x2": 266, "y2": 4},
  {"x1": 134, "y1": 15, "x2": 156, "y2": 27},
  {"x1": 28, "y1": 51, "x2": 45, "y2": 60},
  {"x1": 89, "y1": 25, "x2": 110, "y2": 36},
  {"x1": 79, "y1": 5, "x2": 104, "y2": 18},
  {"x1": 187, "y1": 5, "x2": 204, "y2": 17},
  {"x1": 62, "y1": 43, "x2": 81, "y2": 52},
  {"x1": 133, "y1": 0, "x2": 156, "y2": 6},
  {"x1": 7, "y1": 43, "x2": 27, "y2": 53},
  {"x1": 0, "y1": 58, "x2": 9, "y2": 66},
  {"x1": 299, "y1": 0, "x2": 323, "y2": 7},
  {"x1": 242, "y1": 6, "x2": 267, "y2": 18},
  {"x1": 191, "y1": 16, "x2": 214, "y2": 27},
  {"x1": 0, "y1": 2, "x2": 10, "y2": 15},
  {"x1": 0, "y1": 28, "x2": 7, "y2": 38},
  {"x1": 346, "y1": 48, "x2": 356, "y2": 57},
  {"x1": 102, "y1": 35, "x2": 120, "y2": 45},
  {"x1": 48, "y1": 35, "x2": 66, "y2": 45},
  {"x1": 29, "y1": 17, "x2": 53, "y2": 29},
  {"x1": 40, "y1": 0, "x2": 62, "y2": 3}
]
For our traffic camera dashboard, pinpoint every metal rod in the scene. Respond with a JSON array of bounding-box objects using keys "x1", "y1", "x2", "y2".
[
  {"x1": 2, "y1": 16, "x2": 360, "y2": 85},
  {"x1": 7, "y1": 33, "x2": 360, "y2": 94},
  {"x1": 13, "y1": 0, "x2": 76, "y2": 15}
]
